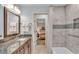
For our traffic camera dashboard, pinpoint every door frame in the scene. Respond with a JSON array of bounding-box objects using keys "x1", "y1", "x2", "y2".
[{"x1": 32, "y1": 12, "x2": 48, "y2": 53}]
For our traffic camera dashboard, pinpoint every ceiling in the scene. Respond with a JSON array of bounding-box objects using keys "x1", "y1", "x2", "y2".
[{"x1": 16, "y1": 4, "x2": 67, "y2": 7}]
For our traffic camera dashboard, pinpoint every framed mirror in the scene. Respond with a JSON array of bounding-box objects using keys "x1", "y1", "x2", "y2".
[{"x1": 4, "y1": 7, "x2": 20, "y2": 37}]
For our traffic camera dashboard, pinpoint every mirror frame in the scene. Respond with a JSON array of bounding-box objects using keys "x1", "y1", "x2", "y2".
[{"x1": 4, "y1": 7, "x2": 20, "y2": 38}]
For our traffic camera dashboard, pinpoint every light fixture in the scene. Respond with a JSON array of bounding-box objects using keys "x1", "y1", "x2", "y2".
[
  {"x1": 2, "y1": 4, "x2": 21, "y2": 15},
  {"x1": 14, "y1": 6, "x2": 21, "y2": 15}
]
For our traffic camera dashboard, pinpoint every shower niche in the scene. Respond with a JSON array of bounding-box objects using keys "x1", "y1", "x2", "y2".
[{"x1": 73, "y1": 18, "x2": 79, "y2": 29}]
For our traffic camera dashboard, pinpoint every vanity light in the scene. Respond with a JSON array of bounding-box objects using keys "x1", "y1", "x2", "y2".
[
  {"x1": 2, "y1": 4, "x2": 21, "y2": 15},
  {"x1": 14, "y1": 6, "x2": 21, "y2": 15}
]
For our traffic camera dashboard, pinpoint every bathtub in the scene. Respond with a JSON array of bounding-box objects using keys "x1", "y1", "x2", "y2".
[{"x1": 51, "y1": 47, "x2": 73, "y2": 54}]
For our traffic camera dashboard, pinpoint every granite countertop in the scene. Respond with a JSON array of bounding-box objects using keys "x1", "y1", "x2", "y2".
[{"x1": 0, "y1": 35, "x2": 31, "y2": 54}]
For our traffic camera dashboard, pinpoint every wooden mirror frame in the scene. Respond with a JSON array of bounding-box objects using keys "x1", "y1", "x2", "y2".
[{"x1": 4, "y1": 7, "x2": 20, "y2": 38}]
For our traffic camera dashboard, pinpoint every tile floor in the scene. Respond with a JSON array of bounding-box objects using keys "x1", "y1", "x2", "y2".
[
  {"x1": 37, "y1": 39, "x2": 45, "y2": 45},
  {"x1": 35, "y1": 45, "x2": 48, "y2": 54}
]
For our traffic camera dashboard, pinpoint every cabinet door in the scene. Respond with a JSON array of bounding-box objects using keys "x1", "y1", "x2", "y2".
[
  {"x1": 12, "y1": 39, "x2": 31, "y2": 54},
  {"x1": 13, "y1": 46, "x2": 25, "y2": 54},
  {"x1": 12, "y1": 50, "x2": 19, "y2": 54},
  {"x1": 24, "y1": 39, "x2": 31, "y2": 54},
  {"x1": 19, "y1": 46, "x2": 25, "y2": 54},
  {"x1": 24, "y1": 43, "x2": 29, "y2": 54},
  {"x1": 28, "y1": 39, "x2": 31, "y2": 54}
]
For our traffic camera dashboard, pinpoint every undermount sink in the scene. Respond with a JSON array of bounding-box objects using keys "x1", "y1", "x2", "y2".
[
  {"x1": 18, "y1": 38, "x2": 26, "y2": 41},
  {"x1": 16, "y1": 38, "x2": 26, "y2": 41}
]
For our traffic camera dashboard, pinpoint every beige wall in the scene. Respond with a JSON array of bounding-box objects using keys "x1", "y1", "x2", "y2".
[{"x1": 18, "y1": 5, "x2": 48, "y2": 35}]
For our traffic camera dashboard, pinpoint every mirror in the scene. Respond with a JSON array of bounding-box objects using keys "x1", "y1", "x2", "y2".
[{"x1": 4, "y1": 7, "x2": 20, "y2": 37}]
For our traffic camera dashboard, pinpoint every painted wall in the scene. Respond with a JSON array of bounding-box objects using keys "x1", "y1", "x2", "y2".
[
  {"x1": 0, "y1": 5, "x2": 4, "y2": 39},
  {"x1": 19, "y1": 6, "x2": 48, "y2": 35},
  {"x1": 66, "y1": 4, "x2": 79, "y2": 53},
  {"x1": 18, "y1": 5, "x2": 48, "y2": 53}
]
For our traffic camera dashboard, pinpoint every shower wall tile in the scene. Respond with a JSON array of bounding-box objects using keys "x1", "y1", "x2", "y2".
[
  {"x1": 51, "y1": 6, "x2": 66, "y2": 48},
  {"x1": 53, "y1": 23, "x2": 73, "y2": 29},
  {"x1": 51, "y1": 5, "x2": 79, "y2": 54},
  {"x1": 66, "y1": 35, "x2": 79, "y2": 53},
  {"x1": 53, "y1": 7, "x2": 66, "y2": 24},
  {"x1": 52, "y1": 29, "x2": 66, "y2": 47},
  {"x1": 53, "y1": 25, "x2": 65, "y2": 29},
  {"x1": 52, "y1": 43, "x2": 65, "y2": 47},
  {"x1": 65, "y1": 4, "x2": 79, "y2": 53}
]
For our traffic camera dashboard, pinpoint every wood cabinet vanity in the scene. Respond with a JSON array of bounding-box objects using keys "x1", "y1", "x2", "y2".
[
  {"x1": 2, "y1": 6, "x2": 32, "y2": 54},
  {"x1": 12, "y1": 39, "x2": 31, "y2": 54}
]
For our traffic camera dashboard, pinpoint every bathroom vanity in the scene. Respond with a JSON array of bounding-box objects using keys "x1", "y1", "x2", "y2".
[
  {"x1": 0, "y1": 36, "x2": 31, "y2": 54},
  {"x1": 0, "y1": 5, "x2": 32, "y2": 54},
  {"x1": 12, "y1": 37, "x2": 31, "y2": 54}
]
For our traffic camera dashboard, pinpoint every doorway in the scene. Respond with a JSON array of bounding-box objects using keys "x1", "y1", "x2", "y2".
[
  {"x1": 37, "y1": 15, "x2": 45, "y2": 45},
  {"x1": 33, "y1": 13, "x2": 48, "y2": 53}
]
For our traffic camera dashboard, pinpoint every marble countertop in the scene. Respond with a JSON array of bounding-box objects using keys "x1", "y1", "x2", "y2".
[{"x1": 0, "y1": 36, "x2": 31, "y2": 54}]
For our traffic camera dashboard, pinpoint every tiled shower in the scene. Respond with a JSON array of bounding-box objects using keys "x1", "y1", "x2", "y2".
[{"x1": 51, "y1": 5, "x2": 79, "y2": 54}]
